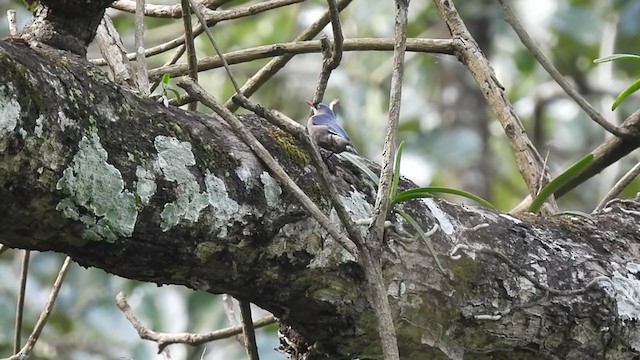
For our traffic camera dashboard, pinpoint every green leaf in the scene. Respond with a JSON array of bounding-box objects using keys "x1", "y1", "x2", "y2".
[
  {"x1": 167, "y1": 88, "x2": 181, "y2": 101},
  {"x1": 390, "y1": 141, "x2": 406, "y2": 199},
  {"x1": 611, "y1": 78, "x2": 640, "y2": 111},
  {"x1": 161, "y1": 73, "x2": 171, "y2": 84},
  {"x1": 398, "y1": 210, "x2": 445, "y2": 274},
  {"x1": 393, "y1": 186, "x2": 497, "y2": 210},
  {"x1": 593, "y1": 54, "x2": 640, "y2": 63},
  {"x1": 528, "y1": 153, "x2": 595, "y2": 213}
]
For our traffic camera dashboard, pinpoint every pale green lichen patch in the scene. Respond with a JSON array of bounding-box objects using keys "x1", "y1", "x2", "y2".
[
  {"x1": 260, "y1": 171, "x2": 282, "y2": 207},
  {"x1": 155, "y1": 136, "x2": 253, "y2": 235},
  {"x1": 155, "y1": 136, "x2": 209, "y2": 230},
  {"x1": 135, "y1": 166, "x2": 157, "y2": 205},
  {"x1": 607, "y1": 267, "x2": 640, "y2": 321},
  {"x1": 56, "y1": 133, "x2": 138, "y2": 242},
  {"x1": 236, "y1": 163, "x2": 252, "y2": 183},
  {"x1": 34, "y1": 115, "x2": 44, "y2": 137},
  {"x1": 0, "y1": 84, "x2": 20, "y2": 135},
  {"x1": 205, "y1": 172, "x2": 252, "y2": 237}
]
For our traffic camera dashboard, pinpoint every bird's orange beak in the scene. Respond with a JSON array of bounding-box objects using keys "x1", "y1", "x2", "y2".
[{"x1": 305, "y1": 100, "x2": 315, "y2": 108}]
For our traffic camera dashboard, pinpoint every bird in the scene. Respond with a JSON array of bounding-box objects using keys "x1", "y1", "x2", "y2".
[{"x1": 305, "y1": 99, "x2": 357, "y2": 155}]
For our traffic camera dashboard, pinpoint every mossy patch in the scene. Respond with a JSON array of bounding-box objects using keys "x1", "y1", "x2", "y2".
[
  {"x1": 268, "y1": 127, "x2": 310, "y2": 166},
  {"x1": 449, "y1": 255, "x2": 482, "y2": 294}
]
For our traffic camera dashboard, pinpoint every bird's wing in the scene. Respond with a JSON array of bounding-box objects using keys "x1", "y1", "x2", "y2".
[{"x1": 310, "y1": 113, "x2": 351, "y2": 140}]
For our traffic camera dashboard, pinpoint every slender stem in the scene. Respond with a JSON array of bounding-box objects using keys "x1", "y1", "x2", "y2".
[
  {"x1": 361, "y1": 2, "x2": 410, "y2": 359},
  {"x1": 311, "y1": 0, "x2": 344, "y2": 104},
  {"x1": 151, "y1": 37, "x2": 453, "y2": 81},
  {"x1": 13, "y1": 250, "x2": 30, "y2": 354},
  {"x1": 181, "y1": 0, "x2": 199, "y2": 111},
  {"x1": 594, "y1": 160, "x2": 640, "y2": 212},
  {"x1": 134, "y1": 0, "x2": 149, "y2": 93},
  {"x1": 239, "y1": 301, "x2": 259, "y2": 360}
]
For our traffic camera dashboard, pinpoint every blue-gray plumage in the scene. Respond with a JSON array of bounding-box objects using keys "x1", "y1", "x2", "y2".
[{"x1": 306, "y1": 100, "x2": 357, "y2": 154}]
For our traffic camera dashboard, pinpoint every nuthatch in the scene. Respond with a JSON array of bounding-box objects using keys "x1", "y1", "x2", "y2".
[{"x1": 305, "y1": 99, "x2": 357, "y2": 155}]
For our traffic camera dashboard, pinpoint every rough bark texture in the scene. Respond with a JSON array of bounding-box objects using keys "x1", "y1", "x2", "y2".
[{"x1": 2, "y1": 40, "x2": 640, "y2": 360}]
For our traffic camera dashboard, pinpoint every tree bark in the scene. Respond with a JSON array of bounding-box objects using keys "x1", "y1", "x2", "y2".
[{"x1": 1, "y1": 40, "x2": 640, "y2": 360}]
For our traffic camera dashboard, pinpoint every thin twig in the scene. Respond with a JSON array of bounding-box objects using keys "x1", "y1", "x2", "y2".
[
  {"x1": 177, "y1": 77, "x2": 359, "y2": 257},
  {"x1": 239, "y1": 301, "x2": 259, "y2": 360},
  {"x1": 134, "y1": 0, "x2": 150, "y2": 93},
  {"x1": 7, "y1": 256, "x2": 72, "y2": 360},
  {"x1": 187, "y1": 0, "x2": 242, "y2": 95},
  {"x1": 7, "y1": 10, "x2": 18, "y2": 36},
  {"x1": 433, "y1": 0, "x2": 557, "y2": 214},
  {"x1": 224, "y1": 0, "x2": 354, "y2": 112},
  {"x1": 311, "y1": 0, "x2": 344, "y2": 104},
  {"x1": 594, "y1": 160, "x2": 640, "y2": 212},
  {"x1": 13, "y1": 250, "x2": 30, "y2": 354},
  {"x1": 181, "y1": 0, "x2": 199, "y2": 111},
  {"x1": 116, "y1": 292, "x2": 277, "y2": 353},
  {"x1": 497, "y1": 0, "x2": 631, "y2": 139},
  {"x1": 360, "y1": 2, "x2": 410, "y2": 360},
  {"x1": 151, "y1": 37, "x2": 454, "y2": 81}
]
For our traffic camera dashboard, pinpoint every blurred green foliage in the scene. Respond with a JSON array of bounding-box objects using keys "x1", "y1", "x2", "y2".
[{"x1": 2, "y1": 0, "x2": 640, "y2": 359}]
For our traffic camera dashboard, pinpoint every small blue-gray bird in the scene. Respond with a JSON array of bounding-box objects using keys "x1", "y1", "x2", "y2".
[{"x1": 306, "y1": 99, "x2": 357, "y2": 155}]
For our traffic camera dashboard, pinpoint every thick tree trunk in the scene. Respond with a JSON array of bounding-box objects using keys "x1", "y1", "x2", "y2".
[{"x1": 1, "y1": 40, "x2": 640, "y2": 359}]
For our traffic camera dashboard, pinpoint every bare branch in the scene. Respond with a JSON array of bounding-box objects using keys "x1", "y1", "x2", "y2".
[
  {"x1": 311, "y1": 0, "x2": 344, "y2": 104},
  {"x1": 239, "y1": 301, "x2": 259, "y2": 360},
  {"x1": 134, "y1": 0, "x2": 149, "y2": 93},
  {"x1": 116, "y1": 292, "x2": 277, "y2": 353},
  {"x1": 151, "y1": 37, "x2": 454, "y2": 81},
  {"x1": 360, "y1": 1, "x2": 410, "y2": 359},
  {"x1": 13, "y1": 250, "x2": 30, "y2": 354},
  {"x1": 497, "y1": 0, "x2": 632, "y2": 140},
  {"x1": 181, "y1": 0, "x2": 198, "y2": 111}
]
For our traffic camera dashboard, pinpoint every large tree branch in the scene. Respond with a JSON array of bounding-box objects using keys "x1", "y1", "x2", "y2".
[{"x1": 1, "y1": 41, "x2": 640, "y2": 359}]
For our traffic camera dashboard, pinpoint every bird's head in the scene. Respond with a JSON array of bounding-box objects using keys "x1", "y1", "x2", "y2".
[{"x1": 305, "y1": 99, "x2": 339, "y2": 116}]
